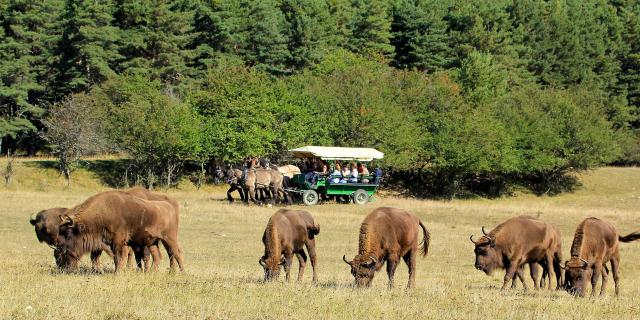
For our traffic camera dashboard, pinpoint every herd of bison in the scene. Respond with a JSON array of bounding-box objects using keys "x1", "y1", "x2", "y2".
[{"x1": 29, "y1": 187, "x2": 640, "y2": 297}]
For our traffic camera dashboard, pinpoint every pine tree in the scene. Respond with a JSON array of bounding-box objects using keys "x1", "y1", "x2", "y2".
[
  {"x1": 281, "y1": 0, "x2": 337, "y2": 70},
  {"x1": 241, "y1": 0, "x2": 291, "y2": 74},
  {"x1": 190, "y1": 0, "x2": 234, "y2": 70},
  {"x1": 391, "y1": 0, "x2": 451, "y2": 72},
  {"x1": 0, "y1": 0, "x2": 63, "y2": 152},
  {"x1": 49, "y1": 0, "x2": 120, "y2": 100},
  {"x1": 113, "y1": 0, "x2": 194, "y2": 83},
  {"x1": 348, "y1": 0, "x2": 394, "y2": 58}
]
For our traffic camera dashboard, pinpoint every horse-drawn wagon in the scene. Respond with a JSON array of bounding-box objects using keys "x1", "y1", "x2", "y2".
[{"x1": 286, "y1": 146, "x2": 384, "y2": 206}]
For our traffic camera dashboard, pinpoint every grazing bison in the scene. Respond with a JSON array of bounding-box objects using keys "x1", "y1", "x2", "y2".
[
  {"x1": 30, "y1": 207, "x2": 116, "y2": 270},
  {"x1": 563, "y1": 217, "x2": 640, "y2": 297},
  {"x1": 470, "y1": 215, "x2": 562, "y2": 290},
  {"x1": 343, "y1": 207, "x2": 430, "y2": 289},
  {"x1": 259, "y1": 209, "x2": 319, "y2": 282},
  {"x1": 57, "y1": 190, "x2": 184, "y2": 272},
  {"x1": 29, "y1": 187, "x2": 174, "y2": 271}
]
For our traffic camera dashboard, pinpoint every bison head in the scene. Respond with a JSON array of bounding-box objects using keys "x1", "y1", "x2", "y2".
[
  {"x1": 470, "y1": 231, "x2": 501, "y2": 275},
  {"x1": 562, "y1": 257, "x2": 590, "y2": 297},
  {"x1": 259, "y1": 255, "x2": 284, "y2": 281},
  {"x1": 29, "y1": 208, "x2": 68, "y2": 247},
  {"x1": 343, "y1": 254, "x2": 378, "y2": 288},
  {"x1": 55, "y1": 215, "x2": 88, "y2": 271}
]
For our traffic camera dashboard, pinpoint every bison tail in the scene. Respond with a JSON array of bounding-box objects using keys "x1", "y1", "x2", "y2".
[
  {"x1": 619, "y1": 232, "x2": 640, "y2": 242},
  {"x1": 308, "y1": 223, "x2": 320, "y2": 239},
  {"x1": 419, "y1": 221, "x2": 430, "y2": 257}
]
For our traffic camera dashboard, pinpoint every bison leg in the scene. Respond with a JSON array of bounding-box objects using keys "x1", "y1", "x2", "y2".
[
  {"x1": 553, "y1": 252, "x2": 563, "y2": 290},
  {"x1": 283, "y1": 250, "x2": 294, "y2": 282},
  {"x1": 611, "y1": 254, "x2": 621, "y2": 296},
  {"x1": 112, "y1": 245, "x2": 128, "y2": 273},
  {"x1": 599, "y1": 263, "x2": 609, "y2": 296},
  {"x1": 402, "y1": 249, "x2": 417, "y2": 289},
  {"x1": 90, "y1": 250, "x2": 102, "y2": 273},
  {"x1": 148, "y1": 245, "x2": 162, "y2": 272},
  {"x1": 306, "y1": 239, "x2": 318, "y2": 283},
  {"x1": 161, "y1": 238, "x2": 184, "y2": 272},
  {"x1": 529, "y1": 263, "x2": 540, "y2": 289},
  {"x1": 512, "y1": 266, "x2": 525, "y2": 289},
  {"x1": 295, "y1": 250, "x2": 307, "y2": 282},
  {"x1": 545, "y1": 253, "x2": 555, "y2": 290},
  {"x1": 590, "y1": 265, "x2": 601, "y2": 297},
  {"x1": 386, "y1": 255, "x2": 400, "y2": 289},
  {"x1": 503, "y1": 260, "x2": 527, "y2": 291}
]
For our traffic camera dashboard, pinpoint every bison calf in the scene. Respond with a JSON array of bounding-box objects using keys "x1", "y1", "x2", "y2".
[
  {"x1": 259, "y1": 209, "x2": 319, "y2": 282},
  {"x1": 343, "y1": 207, "x2": 430, "y2": 289},
  {"x1": 563, "y1": 217, "x2": 640, "y2": 297}
]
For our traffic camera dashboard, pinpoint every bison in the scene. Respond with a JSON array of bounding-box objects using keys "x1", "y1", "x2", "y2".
[
  {"x1": 259, "y1": 209, "x2": 319, "y2": 282},
  {"x1": 563, "y1": 217, "x2": 640, "y2": 297},
  {"x1": 342, "y1": 207, "x2": 430, "y2": 289},
  {"x1": 30, "y1": 207, "x2": 117, "y2": 271},
  {"x1": 29, "y1": 187, "x2": 174, "y2": 271},
  {"x1": 470, "y1": 215, "x2": 562, "y2": 290},
  {"x1": 56, "y1": 190, "x2": 184, "y2": 272}
]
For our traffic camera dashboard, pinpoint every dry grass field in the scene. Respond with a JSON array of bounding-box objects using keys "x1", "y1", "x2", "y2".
[{"x1": 1, "y1": 159, "x2": 640, "y2": 319}]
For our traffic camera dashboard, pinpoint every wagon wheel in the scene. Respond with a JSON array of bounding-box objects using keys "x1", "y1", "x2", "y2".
[
  {"x1": 352, "y1": 189, "x2": 369, "y2": 205},
  {"x1": 302, "y1": 190, "x2": 319, "y2": 206}
]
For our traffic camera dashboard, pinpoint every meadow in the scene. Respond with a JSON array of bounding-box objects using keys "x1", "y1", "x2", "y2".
[{"x1": 1, "y1": 158, "x2": 640, "y2": 319}]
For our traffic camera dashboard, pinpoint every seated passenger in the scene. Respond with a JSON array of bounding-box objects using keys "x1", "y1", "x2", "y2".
[
  {"x1": 350, "y1": 163, "x2": 358, "y2": 183},
  {"x1": 330, "y1": 163, "x2": 341, "y2": 183},
  {"x1": 340, "y1": 163, "x2": 350, "y2": 183},
  {"x1": 360, "y1": 163, "x2": 370, "y2": 183}
]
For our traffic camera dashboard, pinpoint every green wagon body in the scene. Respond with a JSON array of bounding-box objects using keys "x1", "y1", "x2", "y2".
[{"x1": 285, "y1": 146, "x2": 384, "y2": 206}]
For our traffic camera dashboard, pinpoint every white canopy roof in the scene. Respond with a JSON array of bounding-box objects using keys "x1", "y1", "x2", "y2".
[{"x1": 288, "y1": 146, "x2": 384, "y2": 161}]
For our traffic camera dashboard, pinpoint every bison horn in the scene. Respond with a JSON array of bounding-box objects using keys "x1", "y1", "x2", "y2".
[
  {"x1": 29, "y1": 212, "x2": 38, "y2": 225},
  {"x1": 482, "y1": 226, "x2": 489, "y2": 235},
  {"x1": 580, "y1": 258, "x2": 589, "y2": 266},
  {"x1": 469, "y1": 235, "x2": 478, "y2": 244},
  {"x1": 258, "y1": 258, "x2": 266, "y2": 267},
  {"x1": 342, "y1": 255, "x2": 351, "y2": 265},
  {"x1": 368, "y1": 255, "x2": 377, "y2": 264}
]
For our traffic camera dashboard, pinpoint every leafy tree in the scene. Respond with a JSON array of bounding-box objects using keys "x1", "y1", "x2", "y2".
[
  {"x1": 240, "y1": 0, "x2": 291, "y2": 74},
  {"x1": 97, "y1": 75, "x2": 202, "y2": 188},
  {"x1": 42, "y1": 93, "x2": 106, "y2": 186}
]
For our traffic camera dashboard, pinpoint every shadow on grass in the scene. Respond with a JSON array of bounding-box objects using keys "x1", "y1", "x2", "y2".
[{"x1": 23, "y1": 159, "x2": 131, "y2": 188}]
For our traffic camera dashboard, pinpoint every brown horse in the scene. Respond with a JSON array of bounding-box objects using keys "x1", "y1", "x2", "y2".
[
  {"x1": 224, "y1": 166, "x2": 246, "y2": 203},
  {"x1": 244, "y1": 168, "x2": 290, "y2": 206}
]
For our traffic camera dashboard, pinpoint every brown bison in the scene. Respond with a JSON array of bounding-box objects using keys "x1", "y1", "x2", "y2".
[
  {"x1": 470, "y1": 215, "x2": 562, "y2": 290},
  {"x1": 29, "y1": 187, "x2": 174, "y2": 271},
  {"x1": 30, "y1": 207, "x2": 117, "y2": 270},
  {"x1": 563, "y1": 217, "x2": 640, "y2": 296},
  {"x1": 57, "y1": 190, "x2": 184, "y2": 272},
  {"x1": 343, "y1": 207, "x2": 430, "y2": 289},
  {"x1": 259, "y1": 209, "x2": 319, "y2": 282}
]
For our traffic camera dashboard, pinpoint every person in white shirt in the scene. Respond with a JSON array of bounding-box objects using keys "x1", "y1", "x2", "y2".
[{"x1": 350, "y1": 163, "x2": 358, "y2": 183}]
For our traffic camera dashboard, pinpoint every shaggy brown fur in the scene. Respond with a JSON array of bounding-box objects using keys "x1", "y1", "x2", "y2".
[
  {"x1": 30, "y1": 187, "x2": 175, "y2": 272},
  {"x1": 564, "y1": 217, "x2": 640, "y2": 296},
  {"x1": 343, "y1": 207, "x2": 430, "y2": 289},
  {"x1": 259, "y1": 209, "x2": 319, "y2": 282},
  {"x1": 58, "y1": 190, "x2": 184, "y2": 273},
  {"x1": 30, "y1": 207, "x2": 118, "y2": 271},
  {"x1": 470, "y1": 215, "x2": 562, "y2": 291}
]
